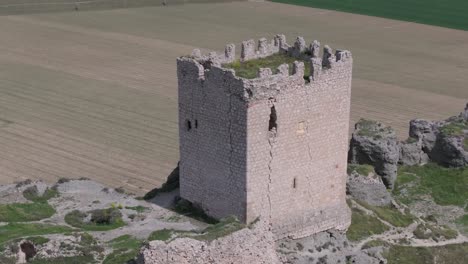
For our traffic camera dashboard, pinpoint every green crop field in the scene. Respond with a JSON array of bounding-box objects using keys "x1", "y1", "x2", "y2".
[{"x1": 272, "y1": 0, "x2": 468, "y2": 31}]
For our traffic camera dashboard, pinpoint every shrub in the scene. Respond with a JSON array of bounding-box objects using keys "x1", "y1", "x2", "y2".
[
  {"x1": 23, "y1": 186, "x2": 58, "y2": 203},
  {"x1": 15, "y1": 179, "x2": 32, "y2": 188},
  {"x1": 57, "y1": 178, "x2": 70, "y2": 184},
  {"x1": 64, "y1": 208, "x2": 125, "y2": 231},
  {"x1": 90, "y1": 208, "x2": 122, "y2": 225}
]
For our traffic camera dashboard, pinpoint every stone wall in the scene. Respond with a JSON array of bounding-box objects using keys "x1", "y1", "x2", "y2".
[
  {"x1": 178, "y1": 35, "x2": 353, "y2": 239},
  {"x1": 137, "y1": 220, "x2": 281, "y2": 264}
]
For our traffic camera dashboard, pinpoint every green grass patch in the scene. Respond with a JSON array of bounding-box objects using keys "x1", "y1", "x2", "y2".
[
  {"x1": 347, "y1": 164, "x2": 375, "y2": 175},
  {"x1": 383, "y1": 243, "x2": 468, "y2": 264},
  {"x1": 394, "y1": 164, "x2": 468, "y2": 206},
  {"x1": 124, "y1": 205, "x2": 148, "y2": 213},
  {"x1": 361, "y1": 239, "x2": 389, "y2": 249},
  {"x1": 413, "y1": 223, "x2": 458, "y2": 241},
  {"x1": 271, "y1": 0, "x2": 468, "y2": 31},
  {"x1": 223, "y1": 53, "x2": 310, "y2": 80},
  {"x1": 148, "y1": 217, "x2": 244, "y2": 243},
  {"x1": 439, "y1": 120, "x2": 468, "y2": 137},
  {"x1": 0, "y1": 203, "x2": 55, "y2": 222},
  {"x1": 64, "y1": 208, "x2": 125, "y2": 231},
  {"x1": 0, "y1": 255, "x2": 15, "y2": 264},
  {"x1": 194, "y1": 216, "x2": 245, "y2": 241},
  {"x1": 23, "y1": 186, "x2": 59, "y2": 203},
  {"x1": 27, "y1": 236, "x2": 50, "y2": 246},
  {"x1": 355, "y1": 119, "x2": 390, "y2": 139},
  {"x1": 0, "y1": 223, "x2": 72, "y2": 245},
  {"x1": 463, "y1": 138, "x2": 468, "y2": 151},
  {"x1": 103, "y1": 235, "x2": 143, "y2": 264},
  {"x1": 346, "y1": 207, "x2": 389, "y2": 241},
  {"x1": 148, "y1": 229, "x2": 174, "y2": 241},
  {"x1": 29, "y1": 255, "x2": 96, "y2": 264},
  {"x1": 359, "y1": 202, "x2": 414, "y2": 227},
  {"x1": 456, "y1": 214, "x2": 468, "y2": 233}
]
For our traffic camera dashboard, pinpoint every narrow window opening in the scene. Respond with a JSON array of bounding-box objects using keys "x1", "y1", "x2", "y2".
[
  {"x1": 186, "y1": 120, "x2": 192, "y2": 131},
  {"x1": 293, "y1": 178, "x2": 297, "y2": 189},
  {"x1": 195, "y1": 119, "x2": 198, "y2": 129},
  {"x1": 268, "y1": 105, "x2": 277, "y2": 132}
]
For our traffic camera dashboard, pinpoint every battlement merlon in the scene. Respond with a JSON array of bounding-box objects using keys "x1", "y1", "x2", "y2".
[{"x1": 176, "y1": 35, "x2": 352, "y2": 102}]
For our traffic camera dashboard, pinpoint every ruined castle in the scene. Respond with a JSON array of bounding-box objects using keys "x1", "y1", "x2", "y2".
[{"x1": 177, "y1": 35, "x2": 352, "y2": 239}]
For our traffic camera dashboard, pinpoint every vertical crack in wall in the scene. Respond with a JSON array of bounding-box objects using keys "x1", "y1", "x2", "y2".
[
  {"x1": 266, "y1": 103, "x2": 277, "y2": 226},
  {"x1": 267, "y1": 135, "x2": 275, "y2": 225}
]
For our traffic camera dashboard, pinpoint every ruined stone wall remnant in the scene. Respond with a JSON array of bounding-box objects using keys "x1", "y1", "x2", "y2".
[{"x1": 177, "y1": 35, "x2": 353, "y2": 239}]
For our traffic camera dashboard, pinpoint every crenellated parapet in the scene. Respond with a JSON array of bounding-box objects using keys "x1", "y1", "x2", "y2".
[{"x1": 177, "y1": 34, "x2": 352, "y2": 103}]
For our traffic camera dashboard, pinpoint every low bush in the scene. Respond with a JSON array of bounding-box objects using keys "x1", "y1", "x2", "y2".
[
  {"x1": 23, "y1": 186, "x2": 58, "y2": 203},
  {"x1": 64, "y1": 208, "x2": 125, "y2": 231}
]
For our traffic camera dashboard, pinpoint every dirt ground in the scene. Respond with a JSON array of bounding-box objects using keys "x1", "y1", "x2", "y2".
[{"x1": 0, "y1": 1, "x2": 467, "y2": 193}]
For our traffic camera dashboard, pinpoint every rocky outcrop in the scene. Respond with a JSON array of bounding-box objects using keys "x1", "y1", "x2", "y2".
[
  {"x1": 430, "y1": 132, "x2": 468, "y2": 167},
  {"x1": 346, "y1": 171, "x2": 392, "y2": 206},
  {"x1": 137, "y1": 220, "x2": 281, "y2": 264},
  {"x1": 408, "y1": 119, "x2": 443, "y2": 154},
  {"x1": 348, "y1": 120, "x2": 400, "y2": 189},
  {"x1": 405, "y1": 104, "x2": 468, "y2": 167},
  {"x1": 398, "y1": 138, "x2": 429, "y2": 166}
]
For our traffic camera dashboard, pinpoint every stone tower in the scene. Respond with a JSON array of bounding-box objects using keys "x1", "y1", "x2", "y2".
[{"x1": 177, "y1": 35, "x2": 352, "y2": 239}]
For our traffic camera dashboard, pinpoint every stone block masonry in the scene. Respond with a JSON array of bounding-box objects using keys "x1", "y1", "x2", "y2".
[{"x1": 177, "y1": 34, "x2": 353, "y2": 239}]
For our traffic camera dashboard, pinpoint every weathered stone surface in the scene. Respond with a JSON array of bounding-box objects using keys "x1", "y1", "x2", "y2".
[
  {"x1": 348, "y1": 120, "x2": 399, "y2": 189},
  {"x1": 406, "y1": 104, "x2": 468, "y2": 167},
  {"x1": 178, "y1": 35, "x2": 353, "y2": 239},
  {"x1": 408, "y1": 119, "x2": 442, "y2": 154},
  {"x1": 346, "y1": 171, "x2": 392, "y2": 206},
  {"x1": 398, "y1": 139, "x2": 429, "y2": 166},
  {"x1": 277, "y1": 229, "x2": 384, "y2": 264},
  {"x1": 431, "y1": 133, "x2": 468, "y2": 167},
  {"x1": 137, "y1": 221, "x2": 281, "y2": 264}
]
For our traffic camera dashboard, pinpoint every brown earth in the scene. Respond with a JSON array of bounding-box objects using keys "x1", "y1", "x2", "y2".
[{"x1": 0, "y1": 1, "x2": 467, "y2": 193}]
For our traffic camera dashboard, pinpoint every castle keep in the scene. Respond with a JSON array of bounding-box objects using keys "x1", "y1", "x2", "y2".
[{"x1": 177, "y1": 35, "x2": 352, "y2": 239}]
